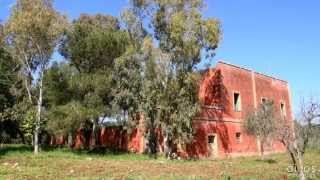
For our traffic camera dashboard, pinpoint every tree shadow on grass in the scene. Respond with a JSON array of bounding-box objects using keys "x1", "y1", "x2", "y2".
[
  {"x1": 0, "y1": 144, "x2": 64, "y2": 157},
  {"x1": 48, "y1": 146, "x2": 139, "y2": 159},
  {"x1": 255, "y1": 159, "x2": 277, "y2": 164},
  {"x1": 76, "y1": 146, "x2": 129, "y2": 155},
  {"x1": 0, "y1": 144, "x2": 132, "y2": 158},
  {"x1": 0, "y1": 144, "x2": 33, "y2": 157}
]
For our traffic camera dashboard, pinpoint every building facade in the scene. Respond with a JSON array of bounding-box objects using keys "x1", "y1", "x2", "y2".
[
  {"x1": 184, "y1": 61, "x2": 292, "y2": 158},
  {"x1": 65, "y1": 61, "x2": 292, "y2": 158}
]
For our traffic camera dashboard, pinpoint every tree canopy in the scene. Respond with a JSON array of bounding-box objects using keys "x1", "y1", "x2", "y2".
[
  {"x1": 124, "y1": 0, "x2": 221, "y2": 155},
  {"x1": 1, "y1": 0, "x2": 222, "y2": 156},
  {"x1": 0, "y1": 24, "x2": 16, "y2": 111},
  {"x1": 60, "y1": 14, "x2": 129, "y2": 73},
  {"x1": 5, "y1": 0, "x2": 66, "y2": 154}
]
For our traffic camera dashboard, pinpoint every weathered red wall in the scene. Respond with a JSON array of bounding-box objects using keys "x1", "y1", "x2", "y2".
[
  {"x1": 71, "y1": 114, "x2": 145, "y2": 152},
  {"x1": 216, "y1": 62, "x2": 255, "y2": 119},
  {"x1": 186, "y1": 61, "x2": 289, "y2": 158},
  {"x1": 254, "y1": 72, "x2": 293, "y2": 121},
  {"x1": 54, "y1": 61, "x2": 291, "y2": 158},
  {"x1": 71, "y1": 127, "x2": 143, "y2": 152},
  {"x1": 186, "y1": 121, "x2": 259, "y2": 157},
  {"x1": 50, "y1": 135, "x2": 65, "y2": 145}
]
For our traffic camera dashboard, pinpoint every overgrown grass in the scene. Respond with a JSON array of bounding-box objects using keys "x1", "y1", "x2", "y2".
[
  {"x1": 0, "y1": 144, "x2": 154, "y2": 161},
  {"x1": 0, "y1": 144, "x2": 319, "y2": 179}
]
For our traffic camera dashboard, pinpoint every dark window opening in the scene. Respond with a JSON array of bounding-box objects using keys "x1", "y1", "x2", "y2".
[
  {"x1": 261, "y1": 97, "x2": 267, "y2": 104},
  {"x1": 208, "y1": 135, "x2": 215, "y2": 144},
  {"x1": 280, "y1": 102, "x2": 286, "y2": 117},
  {"x1": 236, "y1": 132, "x2": 241, "y2": 143},
  {"x1": 233, "y1": 92, "x2": 241, "y2": 111}
]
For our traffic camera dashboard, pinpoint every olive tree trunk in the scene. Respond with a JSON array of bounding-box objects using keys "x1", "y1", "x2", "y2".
[
  {"x1": 293, "y1": 129, "x2": 306, "y2": 180},
  {"x1": 296, "y1": 150, "x2": 305, "y2": 180}
]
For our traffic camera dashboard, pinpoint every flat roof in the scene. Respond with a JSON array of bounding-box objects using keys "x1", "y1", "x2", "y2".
[{"x1": 217, "y1": 60, "x2": 288, "y2": 83}]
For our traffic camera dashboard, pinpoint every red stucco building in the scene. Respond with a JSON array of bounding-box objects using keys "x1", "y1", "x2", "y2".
[
  {"x1": 66, "y1": 61, "x2": 292, "y2": 158},
  {"x1": 185, "y1": 61, "x2": 292, "y2": 158}
]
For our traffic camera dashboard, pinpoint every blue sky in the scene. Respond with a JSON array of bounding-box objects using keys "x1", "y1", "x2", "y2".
[{"x1": 1, "y1": 0, "x2": 319, "y2": 115}]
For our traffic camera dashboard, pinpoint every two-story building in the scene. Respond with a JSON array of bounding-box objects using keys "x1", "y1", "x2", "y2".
[
  {"x1": 70, "y1": 61, "x2": 292, "y2": 158},
  {"x1": 184, "y1": 61, "x2": 292, "y2": 158}
]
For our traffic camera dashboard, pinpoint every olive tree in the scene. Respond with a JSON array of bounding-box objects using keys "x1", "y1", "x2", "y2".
[
  {"x1": 243, "y1": 100, "x2": 276, "y2": 160},
  {"x1": 277, "y1": 97, "x2": 320, "y2": 180}
]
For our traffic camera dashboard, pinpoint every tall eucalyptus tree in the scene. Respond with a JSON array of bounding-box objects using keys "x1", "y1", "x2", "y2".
[
  {"x1": 5, "y1": 0, "x2": 66, "y2": 154},
  {"x1": 124, "y1": 0, "x2": 221, "y2": 155}
]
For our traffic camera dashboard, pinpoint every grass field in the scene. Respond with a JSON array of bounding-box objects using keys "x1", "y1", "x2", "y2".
[{"x1": 0, "y1": 145, "x2": 319, "y2": 180}]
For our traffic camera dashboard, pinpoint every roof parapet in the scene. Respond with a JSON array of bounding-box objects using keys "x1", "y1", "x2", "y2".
[
  {"x1": 216, "y1": 60, "x2": 288, "y2": 84},
  {"x1": 217, "y1": 60, "x2": 253, "y2": 72}
]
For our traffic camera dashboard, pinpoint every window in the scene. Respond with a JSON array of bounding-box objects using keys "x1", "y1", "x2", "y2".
[
  {"x1": 233, "y1": 92, "x2": 241, "y2": 112},
  {"x1": 208, "y1": 135, "x2": 216, "y2": 144},
  {"x1": 261, "y1": 97, "x2": 267, "y2": 104},
  {"x1": 236, "y1": 132, "x2": 241, "y2": 143},
  {"x1": 280, "y1": 102, "x2": 286, "y2": 117}
]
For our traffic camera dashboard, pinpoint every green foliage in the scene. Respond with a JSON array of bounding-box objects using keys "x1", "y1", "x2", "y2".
[
  {"x1": 60, "y1": 13, "x2": 129, "y2": 73},
  {"x1": 43, "y1": 62, "x2": 72, "y2": 107},
  {"x1": 141, "y1": 41, "x2": 201, "y2": 153},
  {"x1": 243, "y1": 100, "x2": 277, "y2": 159},
  {"x1": 112, "y1": 48, "x2": 143, "y2": 122},
  {"x1": 44, "y1": 63, "x2": 110, "y2": 137},
  {"x1": 2, "y1": 1, "x2": 221, "y2": 154},
  {"x1": 308, "y1": 126, "x2": 320, "y2": 149},
  {"x1": 0, "y1": 24, "x2": 16, "y2": 111},
  {"x1": 46, "y1": 101, "x2": 89, "y2": 135},
  {"x1": 56, "y1": 14, "x2": 146, "y2": 131},
  {"x1": 5, "y1": 0, "x2": 67, "y2": 153},
  {"x1": 243, "y1": 100, "x2": 277, "y2": 139},
  {"x1": 20, "y1": 106, "x2": 36, "y2": 142},
  {"x1": 0, "y1": 99, "x2": 36, "y2": 144},
  {"x1": 131, "y1": 0, "x2": 221, "y2": 69},
  {"x1": 54, "y1": 14, "x2": 134, "y2": 142},
  {"x1": 0, "y1": 23, "x2": 28, "y2": 143},
  {"x1": 5, "y1": 0, "x2": 66, "y2": 74},
  {"x1": 126, "y1": 0, "x2": 221, "y2": 153}
]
